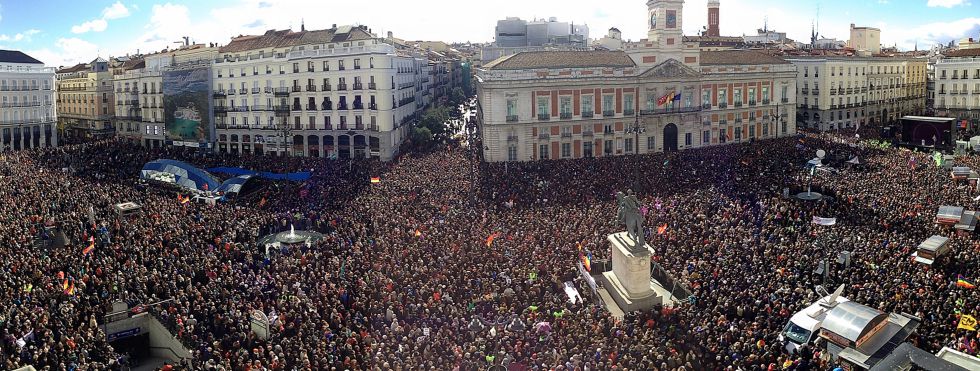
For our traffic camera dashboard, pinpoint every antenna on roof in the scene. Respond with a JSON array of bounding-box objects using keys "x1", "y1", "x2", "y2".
[
  {"x1": 301, "y1": 18, "x2": 305, "y2": 32},
  {"x1": 815, "y1": 4, "x2": 820, "y2": 38}
]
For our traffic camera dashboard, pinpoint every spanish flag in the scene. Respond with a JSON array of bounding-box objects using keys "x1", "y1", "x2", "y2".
[
  {"x1": 958, "y1": 314, "x2": 977, "y2": 331},
  {"x1": 657, "y1": 224, "x2": 668, "y2": 235},
  {"x1": 65, "y1": 282, "x2": 75, "y2": 296},
  {"x1": 957, "y1": 275, "x2": 976, "y2": 289},
  {"x1": 370, "y1": 177, "x2": 381, "y2": 184},
  {"x1": 486, "y1": 232, "x2": 500, "y2": 247},
  {"x1": 62, "y1": 279, "x2": 69, "y2": 291},
  {"x1": 83, "y1": 237, "x2": 95, "y2": 256}
]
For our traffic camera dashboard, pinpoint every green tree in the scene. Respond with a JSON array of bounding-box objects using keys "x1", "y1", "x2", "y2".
[
  {"x1": 450, "y1": 87, "x2": 466, "y2": 107},
  {"x1": 420, "y1": 106, "x2": 450, "y2": 141},
  {"x1": 411, "y1": 127, "x2": 433, "y2": 146}
]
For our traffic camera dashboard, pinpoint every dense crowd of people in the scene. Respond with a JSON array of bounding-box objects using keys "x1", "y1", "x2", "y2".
[{"x1": 0, "y1": 123, "x2": 978, "y2": 370}]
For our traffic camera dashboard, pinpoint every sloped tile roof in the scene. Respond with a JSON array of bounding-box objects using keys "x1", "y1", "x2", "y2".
[
  {"x1": 944, "y1": 48, "x2": 980, "y2": 58},
  {"x1": 121, "y1": 58, "x2": 145, "y2": 71},
  {"x1": 700, "y1": 50, "x2": 790, "y2": 65},
  {"x1": 219, "y1": 26, "x2": 375, "y2": 53},
  {"x1": 484, "y1": 51, "x2": 635, "y2": 70},
  {"x1": 57, "y1": 63, "x2": 89, "y2": 74}
]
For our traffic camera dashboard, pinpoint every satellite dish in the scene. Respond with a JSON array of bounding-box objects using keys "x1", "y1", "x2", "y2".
[
  {"x1": 827, "y1": 283, "x2": 845, "y2": 304},
  {"x1": 816, "y1": 149, "x2": 826, "y2": 159}
]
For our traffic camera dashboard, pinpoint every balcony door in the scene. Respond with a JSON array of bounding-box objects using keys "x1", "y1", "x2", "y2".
[{"x1": 663, "y1": 123, "x2": 678, "y2": 152}]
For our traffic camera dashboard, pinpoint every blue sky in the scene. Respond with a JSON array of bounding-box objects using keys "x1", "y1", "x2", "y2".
[{"x1": 0, "y1": 0, "x2": 978, "y2": 67}]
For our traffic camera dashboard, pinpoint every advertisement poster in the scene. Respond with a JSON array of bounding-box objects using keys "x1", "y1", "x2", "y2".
[{"x1": 163, "y1": 68, "x2": 211, "y2": 143}]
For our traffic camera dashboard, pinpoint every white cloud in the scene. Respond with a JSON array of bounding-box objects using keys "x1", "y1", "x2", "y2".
[
  {"x1": 28, "y1": 37, "x2": 100, "y2": 67},
  {"x1": 14, "y1": 29, "x2": 40, "y2": 41},
  {"x1": 140, "y1": 3, "x2": 191, "y2": 45},
  {"x1": 87, "y1": 0, "x2": 980, "y2": 59},
  {"x1": 882, "y1": 17, "x2": 980, "y2": 49},
  {"x1": 71, "y1": 1, "x2": 131, "y2": 34},
  {"x1": 927, "y1": 0, "x2": 967, "y2": 7},
  {"x1": 0, "y1": 29, "x2": 42, "y2": 43},
  {"x1": 72, "y1": 19, "x2": 108, "y2": 34},
  {"x1": 102, "y1": 1, "x2": 131, "y2": 20},
  {"x1": 149, "y1": 3, "x2": 190, "y2": 28}
]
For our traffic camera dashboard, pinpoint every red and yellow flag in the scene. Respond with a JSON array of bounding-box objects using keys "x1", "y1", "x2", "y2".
[
  {"x1": 370, "y1": 177, "x2": 381, "y2": 184},
  {"x1": 82, "y1": 237, "x2": 95, "y2": 256},
  {"x1": 486, "y1": 232, "x2": 501, "y2": 247},
  {"x1": 657, "y1": 224, "x2": 668, "y2": 235}
]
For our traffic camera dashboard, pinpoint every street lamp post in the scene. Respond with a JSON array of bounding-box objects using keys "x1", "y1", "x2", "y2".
[
  {"x1": 811, "y1": 216, "x2": 837, "y2": 285},
  {"x1": 627, "y1": 112, "x2": 646, "y2": 192}
]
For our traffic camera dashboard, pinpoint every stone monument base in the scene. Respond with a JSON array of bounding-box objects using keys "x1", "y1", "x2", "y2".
[{"x1": 599, "y1": 232, "x2": 662, "y2": 313}]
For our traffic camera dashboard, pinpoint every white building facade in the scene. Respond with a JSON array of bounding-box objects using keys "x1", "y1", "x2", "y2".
[
  {"x1": 0, "y1": 50, "x2": 57, "y2": 150},
  {"x1": 788, "y1": 56, "x2": 927, "y2": 131},
  {"x1": 113, "y1": 63, "x2": 164, "y2": 147},
  {"x1": 114, "y1": 45, "x2": 218, "y2": 148},
  {"x1": 211, "y1": 26, "x2": 425, "y2": 160},
  {"x1": 477, "y1": 0, "x2": 797, "y2": 162},
  {"x1": 934, "y1": 49, "x2": 980, "y2": 126}
]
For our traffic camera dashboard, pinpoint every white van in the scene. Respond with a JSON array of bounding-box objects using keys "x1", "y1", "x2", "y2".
[{"x1": 779, "y1": 285, "x2": 849, "y2": 354}]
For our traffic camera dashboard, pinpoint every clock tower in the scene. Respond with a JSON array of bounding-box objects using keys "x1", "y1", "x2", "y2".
[{"x1": 647, "y1": 0, "x2": 685, "y2": 48}]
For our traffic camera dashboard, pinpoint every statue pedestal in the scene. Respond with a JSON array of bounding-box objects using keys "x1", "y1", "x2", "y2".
[{"x1": 599, "y1": 232, "x2": 662, "y2": 312}]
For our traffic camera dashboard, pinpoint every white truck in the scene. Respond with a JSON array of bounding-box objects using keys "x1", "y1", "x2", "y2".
[{"x1": 779, "y1": 284, "x2": 848, "y2": 354}]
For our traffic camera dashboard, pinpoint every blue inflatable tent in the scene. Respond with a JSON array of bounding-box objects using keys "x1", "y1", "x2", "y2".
[{"x1": 140, "y1": 159, "x2": 222, "y2": 191}]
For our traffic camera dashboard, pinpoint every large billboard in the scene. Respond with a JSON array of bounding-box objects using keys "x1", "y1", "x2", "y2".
[{"x1": 163, "y1": 68, "x2": 211, "y2": 144}]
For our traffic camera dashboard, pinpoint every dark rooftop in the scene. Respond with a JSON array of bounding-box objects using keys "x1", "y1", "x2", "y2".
[{"x1": 0, "y1": 50, "x2": 43, "y2": 64}]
